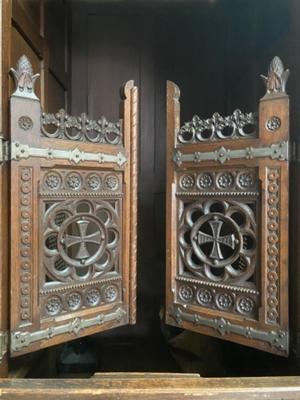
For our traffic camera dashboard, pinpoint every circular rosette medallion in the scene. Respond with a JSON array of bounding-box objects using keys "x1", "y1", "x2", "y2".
[
  {"x1": 179, "y1": 200, "x2": 256, "y2": 283},
  {"x1": 44, "y1": 199, "x2": 120, "y2": 282}
]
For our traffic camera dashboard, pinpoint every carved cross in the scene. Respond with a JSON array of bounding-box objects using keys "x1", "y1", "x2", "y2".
[
  {"x1": 196, "y1": 218, "x2": 236, "y2": 260},
  {"x1": 62, "y1": 218, "x2": 102, "y2": 261}
]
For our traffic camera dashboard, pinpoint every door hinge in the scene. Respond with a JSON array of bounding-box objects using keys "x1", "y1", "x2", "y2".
[
  {"x1": 292, "y1": 141, "x2": 300, "y2": 162},
  {"x1": 0, "y1": 137, "x2": 9, "y2": 164},
  {"x1": 0, "y1": 331, "x2": 8, "y2": 361}
]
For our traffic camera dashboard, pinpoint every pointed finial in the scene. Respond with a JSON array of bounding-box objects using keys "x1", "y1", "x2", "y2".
[
  {"x1": 10, "y1": 55, "x2": 40, "y2": 100},
  {"x1": 261, "y1": 56, "x2": 290, "y2": 96}
]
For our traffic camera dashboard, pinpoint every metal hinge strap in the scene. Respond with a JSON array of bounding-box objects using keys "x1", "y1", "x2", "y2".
[
  {"x1": 11, "y1": 307, "x2": 127, "y2": 353},
  {"x1": 0, "y1": 137, "x2": 9, "y2": 164},
  {"x1": 173, "y1": 141, "x2": 289, "y2": 166},
  {"x1": 0, "y1": 331, "x2": 8, "y2": 361},
  {"x1": 10, "y1": 141, "x2": 127, "y2": 167},
  {"x1": 171, "y1": 305, "x2": 288, "y2": 354}
]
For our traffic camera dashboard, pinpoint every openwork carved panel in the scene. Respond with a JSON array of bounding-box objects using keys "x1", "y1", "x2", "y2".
[
  {"x1": 166, "y1": 57, "x2": 289, "y2": 356},
  {"x1": 178, "y1": 110, "x2": 257, "y2": 144},
  {"x1": 41, "y1": 109, "x2": 122, "y2": 145},
  {"x1": 43, "y1": 198, "x2": 121, "y2": 283},
  {"x1": 178, "y1": 199, "x2": 257, "y2": 286}
]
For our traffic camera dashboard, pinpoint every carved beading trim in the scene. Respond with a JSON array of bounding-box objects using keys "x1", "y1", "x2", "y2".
[
  {"x1": 176, "y1": 191, "x2": 259, "y2": 197},
  {"x1": 171, "y1": 305, "x2": 288, "y2": 354},
  {"x1": 261, "y1": 56, "x2": 290, "y2": 96},
  {"x1": 41, "y1": 109, "x2": 122, "y2": 145},
  {"x1": 10, "y1": 55, "x2": 40, "y2": 100},
  {"x1": 129, "y1": 86, "x2": 138, "y2": 324},
  {"x1": 173, "y1": 141, "x2": 289, "y2": 166},
  {"x1": 19, "y1": 167, "x2": 33, "y2": 322},
  {"x1": 11, "y1": 307, "x2": 127, "y2": 352},
  {"x1": 266, "y1": 167, "x2": 280, "y2": 324},
  {"x1": 40, "y1": 192, "x2": 123, "y2": 198},
  {"x1": 40, "y1": 275, "x2": 121, "y2": 296},
  {"x1": 175, "y1": 276, "x2": 259, "y2": 295},
  {"x1": 11, "y1": 142, "x2": 127, "y2": 167},
  {"x1": 178, "y1": 109, "x2": 257, "y2": 144}
]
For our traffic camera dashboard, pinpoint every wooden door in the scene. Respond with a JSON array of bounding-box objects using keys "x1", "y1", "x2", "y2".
[
  {"x1": 9, "y1": 55, "x2": 138, "y2": 356},
  {"x1": 165, "y1": 57, "x2": 290, "y2": 356}
]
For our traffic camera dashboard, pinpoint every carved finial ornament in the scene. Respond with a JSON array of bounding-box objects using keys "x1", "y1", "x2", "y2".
[
  {"x1": 10, "y1": 55, "x2": 40, "y2": 100},
  {"x1": 261, "y1": 56, "x2": 290, "y2": 96}
]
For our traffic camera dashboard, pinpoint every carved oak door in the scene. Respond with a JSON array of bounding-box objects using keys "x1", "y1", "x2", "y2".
[
  {"x1": 9, "y1": 56, "x2": 138, "y2": 356},
  {"x1": 166, "y1": 57, "x2": 290, "y2": 356}
]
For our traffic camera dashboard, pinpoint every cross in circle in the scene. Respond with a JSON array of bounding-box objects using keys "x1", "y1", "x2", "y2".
[
  {"x1": 62, "y1": 218, "x2": 103, "y2": 263},
  {"x1": 196, "y1": 217, "x2": 237, "y2": 260}
]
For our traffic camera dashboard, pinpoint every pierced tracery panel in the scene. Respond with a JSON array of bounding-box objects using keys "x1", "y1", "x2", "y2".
[
  {"x1": 178, "y1": 109, "x2": 257, "y2": 144},
  {"x1": 178, "y1": 199, "x2": 257, "y2": 285},
  {"x1": 41, "y1": 109, "x2": 122, "y2": 145},
  {"x1": 43, "y1": 198, "x2": 121, "y2": 284}
]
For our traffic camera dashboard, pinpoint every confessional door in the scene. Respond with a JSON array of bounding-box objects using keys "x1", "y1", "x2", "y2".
[
  {"x1": 8, "y1": 55, "x2": 138, "y2": 357},
  {"x1": 165, "y1": 57, "x2": 290, "y2": 356}
]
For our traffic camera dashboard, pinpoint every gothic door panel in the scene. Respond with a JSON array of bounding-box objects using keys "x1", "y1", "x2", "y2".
[
  {"x1": 166, "y1": 57, "x2": 289, "y2": 356},
  {"x1": 9, "y1": 56, "x2": 138, "y2": 356}
]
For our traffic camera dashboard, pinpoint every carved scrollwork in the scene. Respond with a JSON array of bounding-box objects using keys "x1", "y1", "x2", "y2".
[
  {"x1": 43, "y1": 199, "x2": 120, "y2": 283},
  {"x1": 41, "y1": 109, "x2": 122, "y2": 145},
  {"x1": 261, "y1": 56, "x2": 290, "y2": 95},
  {"x1": 178, "y1": 199, "x2": 257, "y2": 284},
  {"x1": 10, "y1": 55, "x2": 40, "y2": 100},
  {"x1": 177, "y1": 109, "x2": 257, "y2": 144}
]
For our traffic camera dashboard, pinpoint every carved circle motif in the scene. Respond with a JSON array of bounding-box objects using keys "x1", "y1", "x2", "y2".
[
  {"x1": 46, "y1": 296, "x2": 62, "y2": 316},
  {"x1": 179, "y1": 200, "x2": 257, "y2": 283},
  {"x1": 266, "y1": 116, "x2": 281, "y2": 132},
  {"x1": 266, "y1": 168, "x2": 280, "y2": 324},
  {"x1": 197, "y1": 173, "x2": 213, "y2": 189},
  {"x1": 180, "y1": 175, "x2": 195, "y2": 190},
  {"x1": 237, "y1": 297, "x2": 254, "y2": 314},
  {"x1": 67, "y1": 292, "x2": 82, "y2": 311},
  {"x1": 216, "y1": 172, "x2": 234, "y2": 189},
  {"x1": 196, "y1": 288, "x2": 213, "y2": 305},
  {"x1": 66, "y1": 173, "x2": 82, "y2": 190},
  {"x1": 216, "y1": 293, "x2": 233, "y2": 310},
  {"x1": 44, "y1": 199, "x2": 120, "y2": 282},
  {"x1": 103, "y1": 284, "x2": 118, "y2": 302},
  {"x1": 86, "y1": 288, "x2": 101, "y2": 306},
  {"x1": 18, "y1": 115, "x2": 33, "y2": 131},
  {"x1": 237, "y1": 171, "x2": 255, "y2": 190},
  {"x1": 44, "y1": 172, "x2": 61, "y2": 190},
  {"x1": 86, "y1": 174, "x2": 101, "y2": 191},
  {"x1": 105, "y1": 175, "x2": 119, "y2": 191},
  {"x1": 178, "y1": 285, "x2": 194, "y2": 302}
]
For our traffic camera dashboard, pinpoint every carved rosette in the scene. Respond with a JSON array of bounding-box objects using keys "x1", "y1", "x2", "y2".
[
  {"x1": 266, "y1": 168, "x2": 280, "y2": 324},
  {"x1": 176, "y1": 280, "x2": 256, "y2": 318},
  {"x1": 42, "y1": 281, "x2": 121, "y2": 318},
  {"x1": 19, "y1": 168, "x2": 33, "y2": 322},
  {"x1": 41, "y1": 169, "x2": 120, "y2": 195},
  {"x1": 178, "y1": 169, "x2": 258, "y2": 193}
]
